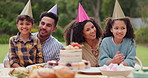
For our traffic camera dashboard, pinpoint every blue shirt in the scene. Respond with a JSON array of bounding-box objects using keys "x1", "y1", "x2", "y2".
[
  {"x1": 4, "y1": 32, "x2": 64, "y2": 63},
  {"x1": 99, "y1": 37, "x2": 136, "y2": 67}
]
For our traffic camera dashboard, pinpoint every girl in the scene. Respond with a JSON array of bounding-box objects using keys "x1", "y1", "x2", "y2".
[{"x1": 99, "y1": 17, "x2": 136, "y2": 67}]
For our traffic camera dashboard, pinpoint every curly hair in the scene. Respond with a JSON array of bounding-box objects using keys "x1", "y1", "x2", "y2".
[
  {"x1": 64, "y1": 17, "x2": 102, "y2": 45},
  {"x1": 103, "y1": 17, "x2": 135, "y2": 39}
]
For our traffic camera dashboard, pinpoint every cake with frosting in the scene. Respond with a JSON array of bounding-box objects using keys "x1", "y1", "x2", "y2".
[{"x1": 47, "y1": 43, "x2": 90, "y2": 70}]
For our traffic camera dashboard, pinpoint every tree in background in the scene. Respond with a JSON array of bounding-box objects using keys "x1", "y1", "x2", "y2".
[
  {"x1": 100, "y1": 0, "x2": 140, "y2": 20},
  {"x1": 0, "y1": 0, "x2": 147, "y2": 43},
  {"x1": 138, "y1": 0, "x2": 148, "y2": 23},
  {"x1": 80, "y1": 0, "x2": 101, "y2": 25}
]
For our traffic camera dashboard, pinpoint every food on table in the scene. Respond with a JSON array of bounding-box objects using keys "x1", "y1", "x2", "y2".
[
  {"x1": 53, "y1": 66, "x2": 75, "y2": 78},
  {"x1": 101, "y1": 63, "x2": 133, "y2": 71},
  {"x1": 47, "y1": 43, "x2": 90, "y2": 71},
  {"x1": 9, "y1": 67, "x2": 29, "y2": 78},
  {"x1": 10, "y1": 66, "x2": 75, "y2": 78},
  {"x1": 64, "y1": 42, "x2": 81, "y2": 50},
  {"x1": 47, "y1": 60, "x2": 90, "y2": 71},
  {"x1": 28, "y1": 68, "x2": 57, "y2": 78}
]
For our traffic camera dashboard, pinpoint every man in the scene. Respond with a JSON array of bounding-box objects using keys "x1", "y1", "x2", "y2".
[{"x1": 4, "y1": 4, "x2": 64, "y2": 67}]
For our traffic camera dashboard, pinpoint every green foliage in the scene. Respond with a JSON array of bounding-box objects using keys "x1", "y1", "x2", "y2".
[
  {"x1": 135, "y1": 27, "x2": 148, "y2": 43},
  {"x1": 0, "y1": 0, "x2": 147, "y2": 44},
  {"x1": 100, "y1": 0, "x2": 140, "y2": 21},
  {"x1": 0, "y1": 18, "x2": 18, "y2": 35},
  {"x1": 31, "y1": 28, "x2": 38, "y2": 33},
  {"x1": 0, "y1": 34, "x2": 10, "y2": 44},
  {"x1": 52, "y1": 26, "x2": 64, "y2": 42}
]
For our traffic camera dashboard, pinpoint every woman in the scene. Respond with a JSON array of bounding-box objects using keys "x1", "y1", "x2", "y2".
[{"x1": 64, "y1": 17, "x2": 102, "y2": 67}]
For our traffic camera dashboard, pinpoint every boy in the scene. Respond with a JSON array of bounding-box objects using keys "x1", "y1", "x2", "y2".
[{"x1": 8, "y1": 0, "x2": 43, "y2": 68}]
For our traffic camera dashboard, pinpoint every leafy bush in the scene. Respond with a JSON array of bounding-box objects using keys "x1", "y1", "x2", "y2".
[
  {"x1": 0, "y1": 34, "x2": 10, "y2": 44},
  {"x1": 0, "y1": 18, "x2": 18, "y2": 35},
  {"x1": 31, "y1": 28, "x2": 38, "y2": 33},
  {"x1": 135, "y1": 27, "x2": 148, "y2": 43},
  {"x1": 52, "y1": 26, "x2": 64, "y2": 42}
]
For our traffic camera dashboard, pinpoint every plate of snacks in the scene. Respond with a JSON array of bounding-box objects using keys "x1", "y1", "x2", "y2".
[
  {"x1": 9, "y1": 67, "x2": 29, "y2": 78},
  {"x1": 100, "y1": 64, "x2": 134, "y2": 77},
  {"x1": 26, "y1": 63, "x2": 46, "y2": 71}
]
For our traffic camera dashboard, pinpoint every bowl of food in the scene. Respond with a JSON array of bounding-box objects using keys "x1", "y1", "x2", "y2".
[
  {"x1": 100, "y1": 64, "x2": 134, "y2": 77},
  {"x1": 133, "y1": 69, "x2": 148, "y2": 78},
  {"x1": 101, "y1": 70, "x2": 132, "y2": 77}
]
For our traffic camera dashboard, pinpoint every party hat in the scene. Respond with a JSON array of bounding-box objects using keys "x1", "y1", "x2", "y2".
[
  {"x1": 112, "y1": 0, "x2": 125, "y2": 19},
  {"x1": 76, "y1": 3, "x2": 90, "y2": 22},
  {"x1": 20, "y1": 0, "x2": 33, "y2": 18},
  {"x1": 48, "y1": 4, "x2": 57, "y2": 15}
]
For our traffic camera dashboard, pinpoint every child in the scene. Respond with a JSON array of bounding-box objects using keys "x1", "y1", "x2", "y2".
[
  {"x1": 99, "y1": 0, "x2": 136, "y2": 67},
  {"x1": 8, "y1": 0, "x2": 43, "y2": 68}
]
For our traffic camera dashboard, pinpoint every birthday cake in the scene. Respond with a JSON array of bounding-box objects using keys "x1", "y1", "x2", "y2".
[{"x1": 47, "y1": 43, "x2": 90, "y2": 70}]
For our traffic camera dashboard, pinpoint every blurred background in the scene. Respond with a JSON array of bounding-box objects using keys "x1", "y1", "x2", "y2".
[{"x1": 0, "y1": 0, "x2": 148, "y2": 66}]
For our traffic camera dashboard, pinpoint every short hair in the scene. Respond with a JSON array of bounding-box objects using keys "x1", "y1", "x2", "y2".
[
  {"x1": 16, "y1": 15, "x2": 34, "y2": 24},
  {"x1": 64, "y1": 17, "x2": 102, "y2": 45},
  {"x1": 40, "y1": 11, "x2": 58, "y2": 26},
  {"x1": 103, "y1": 17, "x2": 135, "y2": 39}
]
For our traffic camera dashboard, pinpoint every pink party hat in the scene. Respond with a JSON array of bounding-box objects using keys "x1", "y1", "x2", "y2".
[
  {"x1": 76, "y1": 3, "x2": 90, "y2": 22},
  {"x1": 48, "y1": 4, "x2": 57, "y2": 15}
]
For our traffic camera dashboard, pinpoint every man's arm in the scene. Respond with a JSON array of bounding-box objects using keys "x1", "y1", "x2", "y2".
[{"x1": 3, "y1": 53, "x2": 10, "y2": 68}]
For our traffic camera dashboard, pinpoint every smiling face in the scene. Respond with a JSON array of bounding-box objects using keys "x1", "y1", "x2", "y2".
[
  {"x1": 17, "y1": 19, "x2": 34, "y2": 35},
  {"x1": 111, "y1": 20, "x2": 127, "y2": 40},
  {"x1": 38, "y1": 16, "x2": 57, "y2": 38},
  {"x1": 82, "y1": 22, "x2": 96, "y2": 40}
]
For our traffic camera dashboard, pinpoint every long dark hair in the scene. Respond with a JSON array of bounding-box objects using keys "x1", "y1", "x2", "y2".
[
  {"x1": 103, "y1": 17, "x2": 135, "y2": 39},
  {"x1": 64, "y1": 17, "x2": 102, "y2": 45}
]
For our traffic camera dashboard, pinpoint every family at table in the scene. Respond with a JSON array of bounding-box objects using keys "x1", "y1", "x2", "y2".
[{"x1": 3, "y1": 0, "x2": 136, "y2": 68}]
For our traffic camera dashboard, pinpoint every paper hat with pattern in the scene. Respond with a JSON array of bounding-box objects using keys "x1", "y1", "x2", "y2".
[
  {"x1": 20, "y1": 0, "x2": 33, "y2": 18},
  {"x1": 48, "y1": 4, "x2": 57, "y2": 15},
  {"x1": 112, "y1": 0, "x2": 125, "y2": 19},
  {"x1": 76, "y1": 3, "x2": 90, "y2": 22}
]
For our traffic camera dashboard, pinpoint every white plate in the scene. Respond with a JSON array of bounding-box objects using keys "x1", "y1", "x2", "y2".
[
  {"x1": 26, "y1": 63, "x2": 46, "y2": 70},
  {"x1": 79, "y1": 67, "x2": 101, "y2": 73}
]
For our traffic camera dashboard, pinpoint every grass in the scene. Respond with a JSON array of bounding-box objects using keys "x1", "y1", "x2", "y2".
[
  {"x1": 0, "y1": 44, "x2": 148, "y2": 66},
  {"x1": 136, "y1": 45, "x2": 148, "y2": 66},
  {"x1": 0, "y1": 44, "x2": 9, "y2": 63}
]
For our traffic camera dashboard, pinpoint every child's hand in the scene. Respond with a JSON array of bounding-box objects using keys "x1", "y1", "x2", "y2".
[{"x1": 112, "y1": 51, "x2": 125, "y2": 64}]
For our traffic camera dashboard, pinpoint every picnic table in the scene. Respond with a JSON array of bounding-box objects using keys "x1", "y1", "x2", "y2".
[{"x1": 0, "y1": 63, "x2": 148, "y2": 78}]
